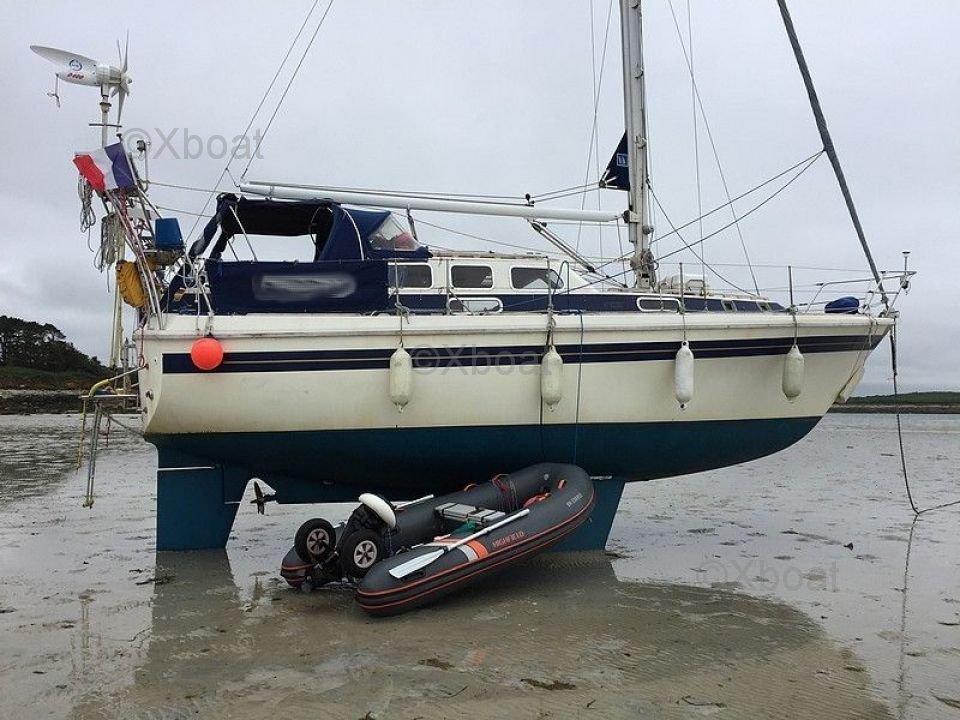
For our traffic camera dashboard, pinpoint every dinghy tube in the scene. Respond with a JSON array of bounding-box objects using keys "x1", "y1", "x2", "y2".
[{"x1": 356, "y1": 463, "x2": 595, "y2": 615}]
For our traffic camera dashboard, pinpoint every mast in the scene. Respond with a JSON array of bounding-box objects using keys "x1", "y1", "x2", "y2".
[{"x1": 620, "y1": 0, "x2": 656, "y2": 289}]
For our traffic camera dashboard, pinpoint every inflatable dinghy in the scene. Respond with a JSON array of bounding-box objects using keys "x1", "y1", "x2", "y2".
[{"x1": 279, "y1": 463, "x2": 595, "y2": 615}]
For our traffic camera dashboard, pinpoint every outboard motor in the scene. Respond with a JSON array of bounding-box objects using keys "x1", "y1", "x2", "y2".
[{"x1": 335, "y1": 493, "x2": 397, "y2": 578}]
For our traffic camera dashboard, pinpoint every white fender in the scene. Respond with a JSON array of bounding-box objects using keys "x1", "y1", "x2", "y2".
[
  {"x1": 541, "y1": 346, "x2": 563, "y2": 409},
  {"x1": 782, "y1": 344, "x2": 805, "y2": 400},
  {"x1": 389, "y1": 346, "x2": 412, "y2": 410},
  {"x1": 358, "y1": 493, "x2": 397, "y2": 529},
  {"x1": 674, "y1": 342, "x2": 694, "y2": 408}
]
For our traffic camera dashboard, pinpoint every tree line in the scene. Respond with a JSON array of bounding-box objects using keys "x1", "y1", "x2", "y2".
[{"x1": 0, "y1": 315, "x2": 107, "y2": 374}]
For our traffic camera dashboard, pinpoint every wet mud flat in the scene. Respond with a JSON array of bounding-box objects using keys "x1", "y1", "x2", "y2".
[{"x1": 0, "y1": 413, "x2": 958, "y2": 719}]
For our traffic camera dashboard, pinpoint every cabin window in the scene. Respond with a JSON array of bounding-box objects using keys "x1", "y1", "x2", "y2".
[
  {"x1": 447, "y1": 297, "x2": 502, "y2": 314},
  {"x1": 758, "y1": 301, "x2": 771, "y2": 312},
  {"x1": 451, "y1": 265, "x2": 494, "y2": 289},
  {"x1": 511, "y1": 267, "x2": 564, "y2": 291},
  {"x1": 637, "y1": 297, "x2": 681, "y2": 312},
  {"x1": 721, "y1": 299, "x2": 737, "y2": 312},
  {"x1": 388, "y1": 264, "x2": 432, "y2": 289}
]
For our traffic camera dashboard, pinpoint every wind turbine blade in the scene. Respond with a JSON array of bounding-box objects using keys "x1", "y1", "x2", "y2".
[
  {"x1": 30, "y1": 45, "x2": 98, "y2": 69},
  {"x1": 123, "y1": 31, "x2": 129, "y2": 72}
]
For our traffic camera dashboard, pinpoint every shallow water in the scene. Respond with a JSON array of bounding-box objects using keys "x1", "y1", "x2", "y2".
[{"x1": 0, "y1": 413, "x2": 957, "y2": 719}]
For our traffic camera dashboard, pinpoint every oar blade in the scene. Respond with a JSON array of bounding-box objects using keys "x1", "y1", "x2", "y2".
[{"x1": 389, "y1": 549, "x2": 444, "y2": 579}]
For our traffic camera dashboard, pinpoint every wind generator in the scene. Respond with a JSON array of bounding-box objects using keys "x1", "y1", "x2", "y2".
[{"x1": 31, "y1": 40, "x2": 131, "y2": 144}]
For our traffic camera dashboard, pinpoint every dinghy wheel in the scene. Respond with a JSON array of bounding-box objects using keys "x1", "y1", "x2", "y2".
[
  {"x1": 294, "y1": 518, "x2": 337, "y2": 564},
  {"x1": 340, "y1": 529, "x2": 384, "y2": 578}
]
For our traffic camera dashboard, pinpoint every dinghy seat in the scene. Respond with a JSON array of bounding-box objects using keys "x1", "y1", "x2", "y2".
[{"x1": 434, "y1": 502, "x2": 506, "y2": 528}]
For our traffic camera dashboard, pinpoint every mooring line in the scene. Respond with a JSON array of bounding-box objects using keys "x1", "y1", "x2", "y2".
[{"x1": 890, "y1": 327, "x2": 960, "y2": 516}]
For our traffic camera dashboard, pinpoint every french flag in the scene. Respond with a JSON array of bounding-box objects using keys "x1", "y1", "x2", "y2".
[{"x1": 73, "y1": 142, "x2": 136, "y2": 192}]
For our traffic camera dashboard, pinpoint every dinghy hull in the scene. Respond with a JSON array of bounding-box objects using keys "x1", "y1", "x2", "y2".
[{"x1": 355, "y1": 463, "x2": 596, "y2": 616}]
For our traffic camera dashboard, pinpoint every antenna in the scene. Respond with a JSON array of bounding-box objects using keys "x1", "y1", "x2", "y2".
[{"x1": 31, "y1": 40, "x2": 132, "y2": 145}]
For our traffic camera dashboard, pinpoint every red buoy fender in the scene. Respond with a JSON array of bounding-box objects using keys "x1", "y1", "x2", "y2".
[{"x1": 190, "y1": 337, "x2": 224, "y2": 371}]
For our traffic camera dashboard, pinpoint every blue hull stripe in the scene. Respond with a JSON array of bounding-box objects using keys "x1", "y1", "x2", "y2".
[{"x1": 163, "y1": 333, "x2": 881, "y2": 374}]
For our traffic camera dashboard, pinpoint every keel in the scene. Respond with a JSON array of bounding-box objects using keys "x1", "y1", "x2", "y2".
[
  {"x1": 156, "y1": 448, "x2": 248, "y2": 551},
  {"x1": 550, "y1": 477, "x2": 626, "y2": 552}
]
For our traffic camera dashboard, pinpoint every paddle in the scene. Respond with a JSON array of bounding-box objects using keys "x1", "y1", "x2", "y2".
[
  {"x1": 388, "y1": 508, "x2": 530, "y2": 579},
  {"x1": 395, "y1": 494, "x2": 434, "y2": 508}
]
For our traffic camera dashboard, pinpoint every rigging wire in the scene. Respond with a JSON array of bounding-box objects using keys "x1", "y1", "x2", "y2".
[
  {"x1": 413, "y1": 217, "x2": 628, "y2": 287},
  {"x1": 687, "y1": 0, "x2": 704, "y2": 281},
  {"x1": 653, "y1": 151, "x2": 823, "y2": 263},
  {"x1": 649, "y1": 189, "x2": 757, "y2": 296},
  {"x1": 591, "y1": 150, "x2": 823, "y2": 273},
  {"x1": 149, "y1": 180, "x2": 223, "y2": 194},
  {"x1": 530, "y1": 182, "x2": 598, "y2": 203},
  {"x1": 242, "y1": 0, "x2": 337, "y2": 178},
  {"x1": 532, "y1": 186, "x2": 603, "y2": 204},
  {"x1": 576, "y1": 0, "x2": 616, "y2": 256},
  {"x1": 666, "y1": 0, "x2": 760, "y2": 296},
  {"x1": 184, "y1": 0, "x2": 335, "y2": 242},
  {"x1": 687, "y1": 0, "x2": 706, "y2": 283},
  {"x1": 412, "y1": 217, "x2": 563, "y2": 257},
  {"x1": 672, "y1": 0, "x2": 705, "y2": 281}
]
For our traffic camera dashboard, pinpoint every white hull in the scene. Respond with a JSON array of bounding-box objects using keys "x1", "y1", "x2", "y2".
[{"x1": 139, "y1": 311, "x2": 889, "y2": 436}]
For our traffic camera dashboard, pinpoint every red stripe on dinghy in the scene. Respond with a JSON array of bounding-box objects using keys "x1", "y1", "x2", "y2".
[
  {"x1": 281, "y1": 562, "x2": 311, "y2": 571},
  {"x1": 467, "y1": 540, "x2": 489, "y2": 559}
]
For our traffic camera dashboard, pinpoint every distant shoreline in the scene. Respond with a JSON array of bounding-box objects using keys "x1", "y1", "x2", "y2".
[
  {"x1": 831, "y1": 391, "x2": 960, "y2": 415},
  {"x1": 830, "y1": 403, "x2": 960, "y2": 414},
  {"x1": 0, "y1": 367, "x2": 108, "y2": 414},
  {"x1": 0, "y1": 389, "x2": 85, "y2": 415}
]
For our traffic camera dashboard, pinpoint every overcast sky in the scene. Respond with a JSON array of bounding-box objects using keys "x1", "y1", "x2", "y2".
[{"x1": 1, "y1": 1, "x2": 956, "y2": 392}]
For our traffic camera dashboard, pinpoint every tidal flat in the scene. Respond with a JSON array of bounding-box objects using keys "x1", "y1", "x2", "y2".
[{"x1": 0, "y1": 413, "x2": 957, "y2": 719}]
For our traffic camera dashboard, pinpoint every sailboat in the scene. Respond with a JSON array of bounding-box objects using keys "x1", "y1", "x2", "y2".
[{"x1": 39, "y1": 1, "x2": 906, "y2": 551}]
